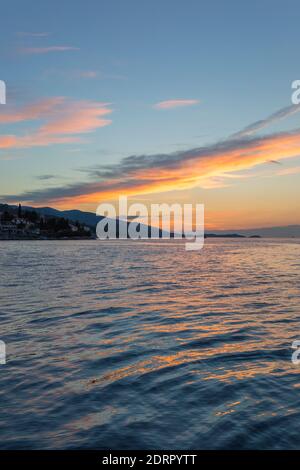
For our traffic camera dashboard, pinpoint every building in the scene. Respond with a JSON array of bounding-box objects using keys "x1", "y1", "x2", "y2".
[{"x1": 0, "y1": 223, "x2": 18, "y2": 235}]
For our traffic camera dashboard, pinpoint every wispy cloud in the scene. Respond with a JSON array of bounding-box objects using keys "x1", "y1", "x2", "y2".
[
  {"x1": 0, "y1": 97, "x2": 64, "y2": 124},
  {"x1": 35, "y1": 174, "x2": 56, "y2": 181},
  {"x1": 78, "y1": 71, "x2": 98, "y2": 79},
  {"x1": 0, "y1": 98, "x2": 112, "y2": 149},
  {"x1": 276, "y1": 166, "x2": 300, "y2": 176},
  {"x1": 16, "y1": 32, "x2": 50, "y2": 37},
  {"x1": 20, "y1": 46, "x2": 79, "y2": 55},
  {"x1": 231, "y1": 104, "x2": 300, "y2": 139},
  {"x1": 43, "y1": 68, "x2": 127, "y2": 81},
  {"x1": 76, "y1": 70, "x2": 127, "y2": 80},
  {"x1": 153, "y1": 99, "x2": 199, "y2": 110}
]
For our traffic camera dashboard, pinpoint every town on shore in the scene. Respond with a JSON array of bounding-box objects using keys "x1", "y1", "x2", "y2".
[{"x1": 0, "y1": 204, "x2": 93, "y2": 240}]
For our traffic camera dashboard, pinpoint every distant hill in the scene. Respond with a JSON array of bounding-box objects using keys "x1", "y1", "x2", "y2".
[
  {"x1": 1, "y1": 203, "x2": 299, "y2": 238},
  {"x1": 208, "y1": 225, "x2": 300, "y2": 238}
]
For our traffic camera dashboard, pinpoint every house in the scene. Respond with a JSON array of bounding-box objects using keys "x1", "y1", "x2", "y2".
[{"x1": 0, "y1": 223, "x2": 18, "y2": 235}]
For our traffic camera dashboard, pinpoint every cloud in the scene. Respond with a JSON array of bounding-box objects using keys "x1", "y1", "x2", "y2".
[
  {"x1": 78, "y1": 71, "x2": 98, "y2": 79},
  {"x1": 42, "y1": 68, "x2": 127, "y2": 81},
  {"x1": 3, "y1": 123, "x2": 300, "y2": 207},
  {"x1": 153, "y1": 99, "x2": 199, "y2": 109},
  {"x1": 16, "y1": 32, "x2": 50, "y2": 37},
  {"x1": 231, "y1": 104, "x2": 300, "y2": 139},
  {"x1": 38, "y1": 100, "x2": 112, "y2": 136},
  {"x1": 20, "y1": 46, "x2": 79, "y2": 55},
  {"x1": 3, "y1": 103, "x2": 300, "y2": 207},
  {"x1": 0, "y1": 97, "x2": 64, "y2": 124},
  {"x1": 276, "y1": 166, "x2": 300, "y2": 176},
  {"x1": 0, "y1": 98, "x2": 112, "y2": 149},
  {"x1": 35, "y1": 174, "x2": 56, "y2": 181}
]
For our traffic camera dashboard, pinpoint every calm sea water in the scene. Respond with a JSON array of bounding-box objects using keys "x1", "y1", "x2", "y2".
[{"x1": 0, "y1": 239, "x2": 300, "y2": 449}]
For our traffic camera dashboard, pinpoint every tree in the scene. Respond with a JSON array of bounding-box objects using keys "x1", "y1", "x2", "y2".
[
  {"x1": 1, "y1": 211, "x2": 13, "y2": 223},
  {"x1": 24, "y1": 210, "x2": 39, "y2": 223}
]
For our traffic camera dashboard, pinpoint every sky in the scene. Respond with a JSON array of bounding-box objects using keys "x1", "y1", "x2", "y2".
[{"x1": 0, "y1": 0, "x2": 300, "y2": 229}]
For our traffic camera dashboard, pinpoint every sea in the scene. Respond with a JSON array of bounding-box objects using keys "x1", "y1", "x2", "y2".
[{"x1": 0, "y1": 238, "x2": 300, "y2": 449}]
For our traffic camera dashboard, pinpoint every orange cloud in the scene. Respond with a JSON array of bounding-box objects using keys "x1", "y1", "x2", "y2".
[
  {"x1": 65, "y1": 131, "x2": 300, "y2": 206},
  {"x1": 3, "y1": 105, "x2": 300, "y2": 210},
  {"x1": 153, "y1": 99, "x2": 199, "y2": 109}
]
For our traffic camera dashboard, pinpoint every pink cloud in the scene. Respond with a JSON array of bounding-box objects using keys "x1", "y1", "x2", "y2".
[
  {"x1": 0, "y1": 97, "x2": 64, "y2": 124},
  {"x1": 0, "y1": 134, "x2": 78, "y2": 149},
  {"x1": 153, "y1": 99, "x2": 199, "y2": 109},
  {"x1": 39, "y1": 101, "x2": 112, "y2": 136},
  {"x1": 0, "y1": 98, "x2": 112, "y2": 149}
]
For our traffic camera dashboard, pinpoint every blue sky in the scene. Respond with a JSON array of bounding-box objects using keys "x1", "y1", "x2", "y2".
[{"x1": 1, "y1": 0, "x2": 300, "y2": 228}]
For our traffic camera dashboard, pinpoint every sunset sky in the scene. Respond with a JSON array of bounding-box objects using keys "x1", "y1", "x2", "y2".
[{"x1": 1, "y1": 0, "x2": 300, "y2": 229}]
